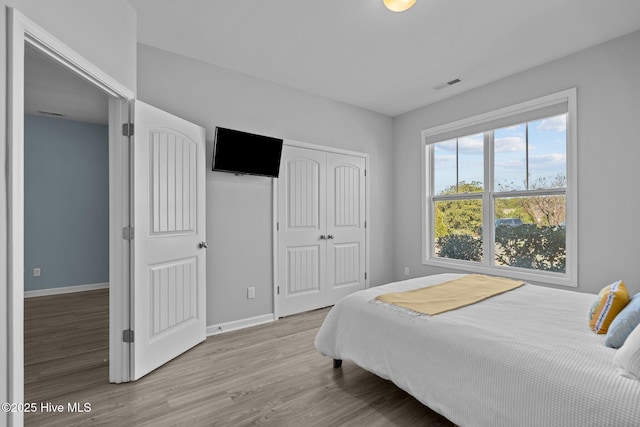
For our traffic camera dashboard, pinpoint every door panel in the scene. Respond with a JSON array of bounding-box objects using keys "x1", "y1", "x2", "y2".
[
  {"x1": 326, "y1": 152, "x2": 366, "y2": 304},
  {"x1": 332, "y1": 164, "x2": 361, "y2": 227},
  {"x1": 287, "y1": 245, "x2": 320, "y2": 294},
  {"x1": 287, "y1": 158, "x2": 321, "y2": 229},
  {"x1": 132, "y1": 100, "x2": 206, "y2": 380},
  {"x1": 278, "y1": 146, "x2": 326, "y2": 316},
  {"x1": 333, "y1": 242, "x2": 361, "y2": 286},
  {"x1": 151, "y1": 131, "x2": 197, "y2": 234},
  {"x1": 150, "y1": 258, "x2": 197, "y2": 335}
]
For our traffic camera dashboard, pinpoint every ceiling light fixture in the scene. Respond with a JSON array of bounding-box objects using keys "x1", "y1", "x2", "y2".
[{"x1": 384, "y1": 0, "x2": 416, "y2": 12}]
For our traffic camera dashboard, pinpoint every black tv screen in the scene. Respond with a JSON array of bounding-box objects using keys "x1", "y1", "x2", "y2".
[{"x1": 212, "y1": 127, "x2": 283, "y2": 178}]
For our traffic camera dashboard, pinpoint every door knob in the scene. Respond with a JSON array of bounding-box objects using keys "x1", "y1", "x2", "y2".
[
  {"x1": 327, "y1": 234, "x2": 335, "y2": 239},
  {"x1": 199, "y1": 241, "x2": 208, "y2": 249},
  {"x1": 320, "y1": 235, "x2": 327, "y2": 240}
]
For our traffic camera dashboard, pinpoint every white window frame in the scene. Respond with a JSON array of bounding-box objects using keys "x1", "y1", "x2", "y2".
[{"x1": 421, "y1": 88, "x2": 578, "y2": 287}]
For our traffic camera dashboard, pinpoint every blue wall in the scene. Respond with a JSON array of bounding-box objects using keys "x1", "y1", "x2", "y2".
[{"x1": 24, "y1": 114, "x2": 109, "y2": 292}]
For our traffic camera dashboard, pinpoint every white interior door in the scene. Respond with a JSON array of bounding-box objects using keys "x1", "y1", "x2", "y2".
[
  {"x1": 277, "y1": 146, "x2": 327, "y2": 317},
  {"x1": 326, "y1": 152, "x2": 366, "y2": 304},
  {"x1": 277, "y1": 145, "x2": 366, "y2": 317},
  {"x1": 132, "y1": 100, "x2": 207, "y2": 380}
]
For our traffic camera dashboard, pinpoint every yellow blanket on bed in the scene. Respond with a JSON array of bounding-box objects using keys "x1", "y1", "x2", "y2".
[{"x1": 375, "y1": 274, "x2": 524, "y2": 315}]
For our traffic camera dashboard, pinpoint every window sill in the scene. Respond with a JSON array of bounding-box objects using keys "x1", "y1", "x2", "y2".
[{"x1": 422, "y1": 257, "x2": 576, "y2": 288}]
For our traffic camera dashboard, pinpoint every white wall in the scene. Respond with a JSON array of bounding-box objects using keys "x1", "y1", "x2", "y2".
[
  {"x1": 137, "y1": 44, "x2": 394, "y2": 326},
  {"x1": 5, "y1": 0, "x2": 137, "y2": 91},
  {"x1": 0, "y1": 1, "x2": 136, "y2": 421},
  {"x1": 393, "y1": 30, "x2": 640, "y2": 295}
]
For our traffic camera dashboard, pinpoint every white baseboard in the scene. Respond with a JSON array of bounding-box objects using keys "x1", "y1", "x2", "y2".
[
  {"x1": 207, "y1": 313, "x2": 275, "y2": 336},
  {"x1": 24, "y1": 282, "x2": 109, "y2": 298}
]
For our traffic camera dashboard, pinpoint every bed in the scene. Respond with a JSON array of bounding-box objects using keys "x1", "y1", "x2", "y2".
[{"x1": 314, "y1": 273, "x2": 640, "y2": 427}]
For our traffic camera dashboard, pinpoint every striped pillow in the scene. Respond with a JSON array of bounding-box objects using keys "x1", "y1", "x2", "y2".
[{"x1": 589, "y1": 280, "x2": 630, "y2": 334}]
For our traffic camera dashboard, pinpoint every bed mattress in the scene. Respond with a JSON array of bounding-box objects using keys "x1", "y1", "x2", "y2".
[{"x1": 314, "y1": 274, "x2": 640, "y2": 427}]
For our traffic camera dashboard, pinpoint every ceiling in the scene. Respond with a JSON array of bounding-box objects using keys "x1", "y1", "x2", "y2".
[
  {"x1": 24, "y1": 44, "x2": 109, "y2": 125},
  {"x1": 23, "y1": 1, "x2": 640, "y2": 122},
  {"x1": 127, "y1": 0, "x2": 640, "y2": 117}
]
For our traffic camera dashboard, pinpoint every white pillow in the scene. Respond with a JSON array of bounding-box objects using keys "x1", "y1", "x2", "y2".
[{"x1": 613, "y1": 323, "x2": 640, "y2": 380}]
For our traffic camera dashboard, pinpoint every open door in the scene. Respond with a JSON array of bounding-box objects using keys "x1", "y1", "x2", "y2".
[{"x1": 131, "y1": 100, "x2": 207, "y2": 380}]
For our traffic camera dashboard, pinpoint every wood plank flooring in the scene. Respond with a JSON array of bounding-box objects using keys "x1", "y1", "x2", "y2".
[{"x1": 24, "y1": 289, "x2": 455, "y2": 426}]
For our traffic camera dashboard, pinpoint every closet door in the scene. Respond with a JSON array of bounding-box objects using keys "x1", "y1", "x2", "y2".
[
  {"x1": 277, "y1": 146, "x2": 327, "y2": 317},
  {"x1": 277, "y1": 145, "x2": 367, "y2": 317},
  {"x1": 325, "y1": 152, "x2": 366, "y2": 305}
]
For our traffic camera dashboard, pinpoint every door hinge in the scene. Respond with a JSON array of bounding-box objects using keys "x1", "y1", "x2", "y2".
[
  {"x1": 364, "y1": 221, "x2": 367, "y2": 229},
  {"x1": 365, "y1": 272, "x2": 368, "y2": 280},
  {"x1": 277, "y1": 222, "x2": 279, "y2": 231},
  {"x1": 122, "y1": 123, "x2": 134, "y2": 137},
  {"x1": 122, "y1": 329, "x2": 134, "y2": 343},
  {"x1": 364, "y1": 169, "x2": 367, "y2": 177},
  {"x1": 122, "y1": 226, "x2": 134, "y2": 241},
  {"x1": 277, "y1": 286, "x2": 280, "y2": 295}
]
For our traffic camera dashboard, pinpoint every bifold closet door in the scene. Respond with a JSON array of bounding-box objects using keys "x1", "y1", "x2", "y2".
[{"x1": 277, "y1": 145, "x2": 366, "y2": 317}]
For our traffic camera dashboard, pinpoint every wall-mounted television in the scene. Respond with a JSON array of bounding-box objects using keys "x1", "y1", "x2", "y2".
[{"x1": 212, "y1": 127, "x2": 283, "y2": 178}]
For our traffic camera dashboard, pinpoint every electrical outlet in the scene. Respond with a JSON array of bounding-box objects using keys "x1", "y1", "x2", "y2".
[
  {"x1": 247, "y1": 287, "x2": 256, "y2": 299},
  {"x1": 33, "y1": 267, "x2": 41, "y2": 277},
  {"x1": 404, "y1": 267, "x2": 410, "y2": 276}
]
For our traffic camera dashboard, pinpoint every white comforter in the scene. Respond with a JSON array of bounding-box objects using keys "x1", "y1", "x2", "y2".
[{"x1": 314, "y1": 274, "x2": 640, "y2": 427}]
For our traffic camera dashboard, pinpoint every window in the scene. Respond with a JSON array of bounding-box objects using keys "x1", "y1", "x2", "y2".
[{"x1": 422, "y1": 89, "x2": 577, "y2": 287}]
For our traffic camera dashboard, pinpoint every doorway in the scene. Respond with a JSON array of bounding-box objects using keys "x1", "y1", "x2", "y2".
[
  {"x1": 7, "y1": 10, "x2": 134, "y2": 425},
  {"x1": 23, "y1": 42, "x2": 111, "y2": 407}
]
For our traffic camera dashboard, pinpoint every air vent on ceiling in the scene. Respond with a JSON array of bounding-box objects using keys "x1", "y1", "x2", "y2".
[
  {"x1": 37, "y1": 110, "x2": 65, "y2": 117},
  {"x1": 434, "y1": 78, "x2": 463, "y2": 91}
]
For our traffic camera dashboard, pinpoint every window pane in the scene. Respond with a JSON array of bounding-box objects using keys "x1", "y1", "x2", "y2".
[
  {"x1": 528, "y1": 114, "x2": 567, "y2": 189},
  {"x1": 494, "y1": 123, "x2": 526, "y2": 191},
  {"x1": 434, "y1": 199, "x2": 483, "y2": 262},
  {"x1": 433, "y1": 135, "x2": 483, "y2": 195},
  {"x1": 433, "y1": 139, "x2": 457, "y2": 195},
  {"x1": 457, "y1": 133, "x2": 483, "y2": 192},
  {"x1": 494, "y1": 195, "x2": 566, "y2": 273}
]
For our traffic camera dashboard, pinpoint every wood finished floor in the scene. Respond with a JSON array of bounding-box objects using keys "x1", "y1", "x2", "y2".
[{"x1": 24, "y1": 289, "x2": 455, "y2": 426}]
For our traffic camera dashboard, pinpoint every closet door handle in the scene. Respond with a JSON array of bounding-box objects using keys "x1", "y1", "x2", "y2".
[
  {"x1": 320, "y1": 235, "x2": 327, "y2": 240},
  {"x1": 327, "y1": 234, "x2": 335, "y2": 240},
  {"x1": 199, "y1": 241, "x2": 208, "y2": 249}
]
